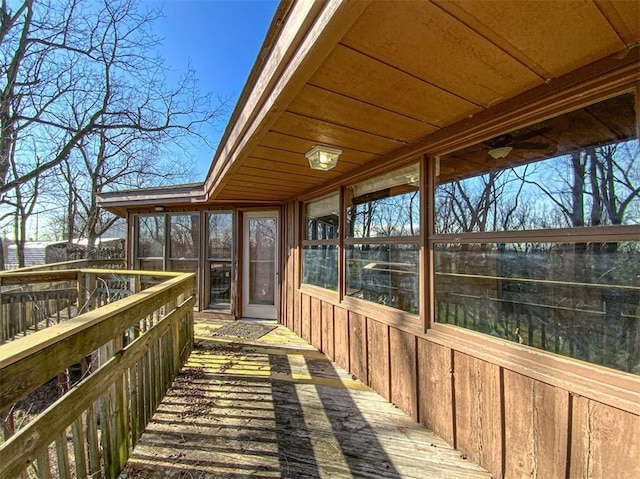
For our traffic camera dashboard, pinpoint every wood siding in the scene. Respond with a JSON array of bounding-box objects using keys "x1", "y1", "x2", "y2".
[
  {"x1": 282, "y1": 174, "x2": 639, "y2": 479},
  {"x1": 287, "y1": 290, "x2": 640, "y2": 479}
]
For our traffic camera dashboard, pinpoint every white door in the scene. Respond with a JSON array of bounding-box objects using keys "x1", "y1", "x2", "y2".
[{"x1": 242, "y1": 211, "x2": 278, "y2": 319}]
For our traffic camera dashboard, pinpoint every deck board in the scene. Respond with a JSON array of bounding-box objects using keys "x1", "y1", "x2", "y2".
[{"x1": 120, "y1": 320, "x2": 492, "y2": 479}]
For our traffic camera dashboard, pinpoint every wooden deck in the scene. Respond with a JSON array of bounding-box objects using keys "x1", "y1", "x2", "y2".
[{"x1": 120, "y1": 319, "x2": 492, "y2": 479}]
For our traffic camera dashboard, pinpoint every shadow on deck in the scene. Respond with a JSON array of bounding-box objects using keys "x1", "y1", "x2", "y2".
[{"x1": 120, "y1": 319, "x2": 492, "y2": 479}]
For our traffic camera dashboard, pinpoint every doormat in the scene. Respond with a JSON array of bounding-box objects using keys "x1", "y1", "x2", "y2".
[{"x1": 211, "y1": 322, "x2": 277, "y2": 340}]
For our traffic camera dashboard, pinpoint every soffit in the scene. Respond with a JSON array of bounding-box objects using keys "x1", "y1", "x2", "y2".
[{"x1": 209, "y1": 0, "x2": 639, "y2": 203}]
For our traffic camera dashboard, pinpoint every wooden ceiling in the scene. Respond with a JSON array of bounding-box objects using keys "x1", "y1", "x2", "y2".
[
  {"x1": 207, "y1": 0, "x2": 638, "y2": 204},
  {"x1": 99, "y1": 0, "x2": 639, "y2": 214}
]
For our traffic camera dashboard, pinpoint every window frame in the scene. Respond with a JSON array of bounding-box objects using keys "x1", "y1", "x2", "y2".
[
  {"x1": 342, "y1": 162, "x2": 422, "y2": 318},
  {"x1": 428, "y1": 89, "x2": 640, "y2": 376},
  {"x1": 205, "y1": 210, "x2": 235, "y2": 312},
  {"x1": 300, "y1": 191, "x2": 341, "y2": 295},
  {"x1": 135, "y1": 213, "x2": 166, "y2": 270}
]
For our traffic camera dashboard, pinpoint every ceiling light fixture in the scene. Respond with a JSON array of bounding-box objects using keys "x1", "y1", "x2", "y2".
[
  {"x1": 487, "y1": 146, "x2": 513, "y2": 160},
  {"x1": 306, "y1": 145, "x2": 342, "y2": 171}
]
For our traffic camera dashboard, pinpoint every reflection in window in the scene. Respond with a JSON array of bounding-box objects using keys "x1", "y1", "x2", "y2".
[
  {"x1": 302, "y1": 245, "x2": 338, "y2": 290},
  {"x1": 302, "y1": 193, "x2": 340, "y2": 291},
  {"x1": 207, "y1": 212, "x2": 233, "y2": 311},
  {"x1": 434, "y1": 242, "x2": 640, "y2": 374},
  {"x1": 306, "y1": 193, "x2": 339, "y2": 240},
  {"x1": 137, "y1": 215, "x2": 164, "y2": 258},
  {"x1": 436, "y1": 93, "x2": 639, "y2": 234},
  {"x1": 249, "y1": 218, "x2": 276, "y2": 305},
  {"x1": 208, "y1": 212, "x2": 232, "y2": 259},
  {"x1": 346, "y1": 244, "x2": 419, "y2": 314},
  {"x1": 209, "y1": 262, "x2": 231, "y2": 307},
  {"x1": 170, "y1": 214, "x2": 200, "y2": 259},
  {"x1": 347, "y1": 163, "x2": 420, "y2": 238},
  {"x1": 432, "y1": 92, "x2": 639, "y2": 375},
  {"x1": 344, "y1": 163, "x2": 421, "y2": 314}
]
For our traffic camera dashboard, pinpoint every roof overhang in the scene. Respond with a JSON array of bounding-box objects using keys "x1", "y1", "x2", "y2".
[
  {"x1": 98, "y1": 183, "x2": 206, "y2": 216},
  {"x1": 100, "y1": 0, "x2": 640, "y2": 215}
]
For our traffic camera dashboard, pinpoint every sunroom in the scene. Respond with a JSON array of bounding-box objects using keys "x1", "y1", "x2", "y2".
[{"x1": 7, "y1": 1, "x2": 639, "y2": 478}]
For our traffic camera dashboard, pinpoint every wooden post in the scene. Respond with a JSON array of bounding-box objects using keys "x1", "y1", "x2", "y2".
[
  {"x1": 77, "y1": 270, "x2": 86, "y2": 313},
  {"x1": 0, "y1": 277, "x2": 4, "y2": 345}
]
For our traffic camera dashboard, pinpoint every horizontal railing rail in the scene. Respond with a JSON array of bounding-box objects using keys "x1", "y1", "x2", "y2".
[
  {"x1": 0, "y1": 269, "x2": 195, "y2": 479},
  {"x1": 0, "y1": 262, "x2": 133, "y2": 344}
]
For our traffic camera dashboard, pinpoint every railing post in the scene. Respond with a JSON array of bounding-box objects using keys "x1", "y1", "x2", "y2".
[
  {"x1": 77, "y1": 270, "x2": 86, "y2": 312},
  {"x1": 0, "y1": 276, "x2": 4, "y2": 345}
]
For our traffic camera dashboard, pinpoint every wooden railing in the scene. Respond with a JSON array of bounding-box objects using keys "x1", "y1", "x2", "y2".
[
  {"x1": 0, "y1": 269, "x2": 195, "y2": 479},
  {"x1": 0, "y1": 260, "x2": 126, "y2": 344}
]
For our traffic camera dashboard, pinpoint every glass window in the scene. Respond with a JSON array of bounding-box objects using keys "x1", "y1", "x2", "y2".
[
  {"x1": 435, "y1": 93, "x2": 639, "y2": 234},
  {"x1": 346, "y1": 243, "x2": 419, "y2": 314},
  {"x1": 302, "y1": 245, "x2": 338, "y2": 290},
  {"x1": 207, "y1": 211, "x2": 233, "y2": 310},
  {"x1": 137, "y1": 215, "x2": 165, "y2": 258},
  {"x1": 305, "y1": 193, "x2": 339, "y2": 240},
  {"x1": 347, "y1": 163, "x2": 420, "y2": 238},
  {"x1": 302, "y1": 193, "x2": 340, "y2": 291},
  {"x1": 434, "y1": 242, "x2": 639, "y2": 373},
  {"x1": 208, "y1": 212, "x2": 233, "y2": 259},
  {"x1": 209, "y1": 262, "x2": 232, "y2": 307},
  {"x1": 170, "y1": 213, "x2": 200, "y2": 259},
  {"x1": 432, "y1": 92, "x2": 640, "y2": 375},
  {"x1": 344, "y1": 162, "x2": 421, "y2": 314}
]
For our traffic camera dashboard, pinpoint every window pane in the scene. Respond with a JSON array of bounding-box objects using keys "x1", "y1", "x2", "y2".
[
  {"x1": 137, "y1": 215, "x2": 164, "y2": 258},
  {"x1": 170, "y1": 214, "x2": 200, "y2": 259},
  {"x1": 302, "y1": 245, "x2": 338, "y2": 290},
  {"x1": 434, "y1": 242, "x2": 640, "y2": 374},
  {"x1": 305, "y1": 193, "x2": 339, "y2": 240},
  {"x1": 435, "y1": 93, "x2": 639, "y2": 234},
  {"x1": 208, "y1": 212, "x2": 232, "y2": 259},
  {"x1": 346, "y1": 243, "x2": 419, "y2": 314},
  {"x1": 249, "y1": 218, "x2": 276, "y2": 305},
  {"x1": 209, "y1": 262, "x2": 232, "y2": 309},
  {"x1": 138, "y1": 259, "x2": 163, "y2": 271},
  {"x1": 169, "y1": 259, "x2": 199, "y2": 303},
  {"x1": 347, "y1": 163, "x2": 420, "y2": 238}
]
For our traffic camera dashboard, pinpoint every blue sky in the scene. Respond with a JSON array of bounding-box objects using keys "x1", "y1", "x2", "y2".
[{"x1": 148, "y1": 0, "x2": 279, "y2": 179}]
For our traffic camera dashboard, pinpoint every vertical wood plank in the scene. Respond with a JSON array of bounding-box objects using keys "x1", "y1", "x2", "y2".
[
  {"x1": 570, "y1": 396, "x2": 640, "y2": 479},
  {"x1": 453, "y1": 352, "x2": 503, "y2": 478},
  {"x1": 321, "y1": 302, "x2": 335, "y2": 360},
  {"x1": 418, "y1": 339, "x2": 454, "y2": 445},
  {"x1": 55, "y1": 432, "x2": 71, "y2": 479},
  {"x1": 310, "y1": 297, "x2": 322, "y2": 350},
  {"x1": 137, "y1": 357, "x2": 146, "y2": 444},
  {"x1": 333, "y1": 307, "x2": 349, "y2": 370},
  {"x1": 301, "y1": 294, "x2": 311, "y2": 342},
  {"x1": 389, "y1": 327, "x2": 418, "y2": 419},
  {"x1": 293, "y1": 292, "x2": 301, "y2": 335},
  {"x1": 349, "y1": 312, "x2": 367, "y2": 382},
  {"x1": 367, "y1": 319, "x2": 390, "y2": 401},
  {"x1": 503, "y1": 370, "x2": 569, "y2": 479},
  {"x1": 71, "y1": 416, "x2": 88, "y2": 479},
  {"x1": 36, "y1": 449, "x2": 52, "y2": 479},
  {"x1": 129, "y1": 364, "x2": 139, "y2": 447},
  {"x1": 86, "y1": 402, "x2": 101, "y2": 478}
]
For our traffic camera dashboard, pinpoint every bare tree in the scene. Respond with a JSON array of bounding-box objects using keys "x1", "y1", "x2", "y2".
[
  {"x1": 0, "y1": 0, "x2": 221, "y2": 197},
  {"x1": 50, "y1": 124, "x2": 199, "y2": 256}
]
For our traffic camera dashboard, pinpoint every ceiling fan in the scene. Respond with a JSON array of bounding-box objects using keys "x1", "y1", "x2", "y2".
[{"x1": 485, "y1": 127, "x2": 551, "y2": 161}]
